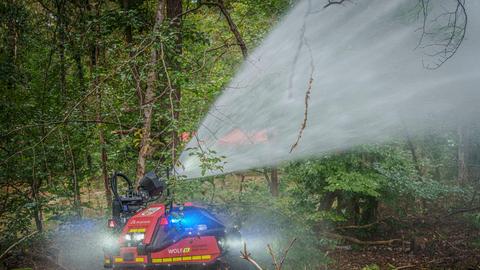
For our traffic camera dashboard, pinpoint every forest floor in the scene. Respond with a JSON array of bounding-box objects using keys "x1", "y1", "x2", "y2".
[{"x1": 327, "y1": 213, "x2": 480, "y2": 270}]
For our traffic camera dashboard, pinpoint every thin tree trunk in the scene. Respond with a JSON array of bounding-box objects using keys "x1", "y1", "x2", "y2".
[
  {"x1": 136, "y1": 0, "x2": 165, "y2": 182},
  {"x1": 94, "y1": 54, "x2": 112, "y2": 208},
  {"x1": 122, "y1": 0, "x2": 144, "y2": 107},
  {"x1": 458, "y1": 124, "x2": 468, "y2": 186},
  {"x1": 167, "y1": 0, "x2": 182, "y2": 163},
  {"x1": 404, "y1": 129, "x2": 427, "y2": 210},
  {"x1": 405, "y1": 132, "x2": 422, "y2": 177},
  {"x1": 270, "y1": 168, "x2": 279, "y2": 197},
  {"x1": 65, "y1": 134, "x2": 81, "y2": 218},
  {"x1": 31, "y1": 150, "x2": 43, "y2": 232},
  {"x1": 89, "y1": 2, "x2": 112, "y2": 207},
  {"x1": 56, "y1": 0, "x2": 67, "y2": 97},
  {"x1": 263, "y1": 168, "x2": 279, "y2": 197}
]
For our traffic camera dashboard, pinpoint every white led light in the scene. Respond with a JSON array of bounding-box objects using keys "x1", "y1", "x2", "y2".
[
  {"x1": 197, "y1": 224, "x2": 207, "y2": 231},
  {"x1": 124, "y1": 234, "x2": 132, "y2": 241},
  {"x1": 133, "y1": 233, "x2": 145, "y2": 241}
]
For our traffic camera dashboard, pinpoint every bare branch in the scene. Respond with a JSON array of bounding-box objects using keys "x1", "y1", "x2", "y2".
[
  {"x1": 323, "y1": 0, "x2": 347, "y2": 9},
  {"x1": 111, "y1": 127, "x2": 137, "y2": 135},
  {"x1": 417, "y1": 0, "x2": 467, "y2": 69},
  {"x1": 278, "y1": 238, "x2": 297, "y2": 270},
  {"x1": 240, "y1": 242, "x2": 264, "y2": 270},
  {"x1": 267, "y1": 244, "x2": 279, "y2": 269},
  {"x1": 200, "y1": 0, "x2": 248, "y2": 59},
  {"x1": 290, "y1": 39, "x2": 314, "y2": 153}
]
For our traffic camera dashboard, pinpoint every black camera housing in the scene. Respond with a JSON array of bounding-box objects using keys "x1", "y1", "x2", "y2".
[{"x1": 138, "y1": 171, "x2": 165, "y2": 197}]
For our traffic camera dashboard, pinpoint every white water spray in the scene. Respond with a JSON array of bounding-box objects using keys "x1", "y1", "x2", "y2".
[{"x1": 178, "y1": 0, "x2": 480, "y2": 178}]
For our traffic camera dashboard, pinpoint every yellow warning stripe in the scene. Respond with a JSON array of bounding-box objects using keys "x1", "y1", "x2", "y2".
[
  {"x1": 113, "y1": 257, "x2": 145, "y2": 263},
  {"x1": 128, "y1": 228, "x2": 146, "y2": 233},
  {"x1": 151, "y1": 255, "x2": 213, "y2": 263}
]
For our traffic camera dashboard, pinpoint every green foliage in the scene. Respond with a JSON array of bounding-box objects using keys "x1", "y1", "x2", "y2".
[
  {"x1": 186, "y1": 147, "x2": 226, "y2": 176},
  {"x1": 1, "y1": 0, "x2": 479, "y2": 268},
  {"x1": 282, "y1": 142, "x2": 474, "y2": 227},
  {"x1": 1, "y1": 0, "x2": 290, "y2": 246}
]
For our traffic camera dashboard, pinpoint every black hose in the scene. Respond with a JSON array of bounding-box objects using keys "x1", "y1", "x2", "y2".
[{"x1": 110, "y1": 172, "x2": 134, "y2": 208}]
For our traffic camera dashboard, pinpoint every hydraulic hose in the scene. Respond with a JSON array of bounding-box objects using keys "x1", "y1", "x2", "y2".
[{"x1": 110, "y1": 172, "x2": 134, "y2": 208}]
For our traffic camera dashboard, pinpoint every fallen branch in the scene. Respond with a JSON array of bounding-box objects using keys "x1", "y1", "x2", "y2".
[
  {"x1": 0, "y1": 231, "x2": 38, "y2": 260},
  {"x1": 394, "y1": 264, "x2": 416, "y2": 270},
  {"x1": 336, "y1": 217, "x2": 392, "y2": 230},
  {"x1": 324, "y1": 232, "x2": 402, "y2": 245},
  {"x1": 445, "y1": 206, "x2": 480, "y2": 217},
  {"x1": 337, "y1": 223, "x2": 379, "y2": 230}
]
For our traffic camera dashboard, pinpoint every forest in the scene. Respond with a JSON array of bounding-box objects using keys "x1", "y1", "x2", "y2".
[{"x1": 1, "y1": 0, "x2": 480, "y2": 269}]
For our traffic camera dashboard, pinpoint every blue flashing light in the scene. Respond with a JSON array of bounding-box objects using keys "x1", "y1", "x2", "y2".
[
  {"x1": 168, "y1": 209, "x2": 211, "y2": 229},
  {"x1": 169, "y1": 217, "x2": 181, "y2": 224}
]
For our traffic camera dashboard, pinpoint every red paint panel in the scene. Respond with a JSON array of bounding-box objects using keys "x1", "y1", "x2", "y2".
[
  {"x1": 119, "y1": 203, "x2": 165, "y2": 245},
  {"x1": 150, "y1": 236, "x2": 220, "y2": 261}
]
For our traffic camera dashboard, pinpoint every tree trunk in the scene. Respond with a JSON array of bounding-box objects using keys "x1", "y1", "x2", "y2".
[
  {"x1": 263, "y1": 168, "x2": 280, "y2": 197},
  {"x1": 136, "y1": 0, "x2": 165, "y2": 182},
  {"x1": 167, "y1": 0, "x2": 182, "y2": 164},
  {"x1": 361, "y1": 197, "x2": 378, "y2": 224},
  {"x1": 270, "y1": 168, "x2": 279, "y2": 197},
  {"x1": 319, "y1": 191, "x2": 339, "y2": 211}
]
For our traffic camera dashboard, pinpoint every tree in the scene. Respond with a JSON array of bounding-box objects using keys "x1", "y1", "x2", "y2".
[{"x1": 136, "y1": 0, "x2": 165, "y2": 182}]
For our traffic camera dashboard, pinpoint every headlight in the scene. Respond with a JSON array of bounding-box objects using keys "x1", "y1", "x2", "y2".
[
  {"x1": 124, "y1": 233, "x2": 144, "y2": 241},
  {"x1": 133, "y1": 233, "x2": 145, "y2": 241}
]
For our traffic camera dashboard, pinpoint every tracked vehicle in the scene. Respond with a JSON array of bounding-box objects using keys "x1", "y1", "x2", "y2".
[{"x1": 103, "y1": 171, "x2": 243, "y2": 270}]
